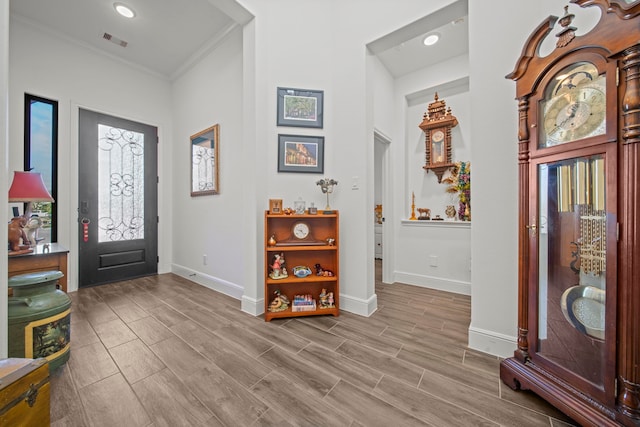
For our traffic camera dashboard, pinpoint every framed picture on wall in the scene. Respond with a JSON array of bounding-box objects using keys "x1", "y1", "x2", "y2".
[
  {"x1": 276, "y1": 87, "x2": 324, "y2": 128},
  {"x1": 277, "y1": 134, "x2": 324, "y2": 173}
]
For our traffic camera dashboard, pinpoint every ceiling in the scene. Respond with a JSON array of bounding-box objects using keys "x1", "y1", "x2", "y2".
[
  {"x1": 10, "y1": 0, "x2": 238, "y2": 80},
  {"x1": 370, "y1": 0, "x2": 469, "y2": 78},
  {"x1": 10, "y1": 0, "x2": 468, "y2": 80}
]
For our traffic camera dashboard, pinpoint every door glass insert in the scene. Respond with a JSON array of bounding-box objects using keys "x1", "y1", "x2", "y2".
[
  {"x1": 98, "y1": 124, "x2": 145, "y2": 242},
  {"x1": 537, "y1": 154, "x2": 606, "y2": 387}
]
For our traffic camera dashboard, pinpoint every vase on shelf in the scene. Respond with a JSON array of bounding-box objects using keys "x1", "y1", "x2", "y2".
[{"x1": 458, "y1": 202, "x2": 471, "y2": 221}]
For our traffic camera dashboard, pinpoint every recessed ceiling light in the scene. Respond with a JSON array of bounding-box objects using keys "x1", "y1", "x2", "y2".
[
  {"x1": 114, "y1": 3, "x2": 136, "y2": 19},
  {"x1": 423, "y1": 33, "x2": 440, "y2": 46}
]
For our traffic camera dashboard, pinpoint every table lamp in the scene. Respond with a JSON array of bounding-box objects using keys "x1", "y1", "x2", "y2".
[{"x1": 8, "y1": 171, "x2": 54, "y2": 253}]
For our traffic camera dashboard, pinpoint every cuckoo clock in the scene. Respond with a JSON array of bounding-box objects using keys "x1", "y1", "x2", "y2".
[
  {"x1": 418, "y1": 93, "x2": 458, "y2": 183},
  {"x1": 500, "y1": 1, "x2": 640, "y2": 426}
]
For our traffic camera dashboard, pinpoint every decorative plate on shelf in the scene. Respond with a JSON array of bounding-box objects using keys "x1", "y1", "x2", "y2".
[{"x1": 292, "y1": 266, "x2": 312, "y2": 278}]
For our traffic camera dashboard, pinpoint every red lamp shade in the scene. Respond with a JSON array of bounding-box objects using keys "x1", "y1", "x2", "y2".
[{"x1": 8, "y1": 171, "x2": 54, "y2": 202}]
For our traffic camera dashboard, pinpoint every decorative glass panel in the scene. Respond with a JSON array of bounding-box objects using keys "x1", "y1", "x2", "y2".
[
  {"x1": 537, "y1": 155, "x2": 606, "y2": 387},
  {"x1": 98, "y1": 124, "x2": 144, "y2": 242}
]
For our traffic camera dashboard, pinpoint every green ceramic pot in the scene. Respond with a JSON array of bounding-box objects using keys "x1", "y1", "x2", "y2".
[{"x1": 8, "y1": 270, "x2": 71, "y2": 371}]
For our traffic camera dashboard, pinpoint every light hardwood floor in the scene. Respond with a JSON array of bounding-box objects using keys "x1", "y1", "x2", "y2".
[{"x1": 50, "y1": 262, "x2": 577, "y2": 426}]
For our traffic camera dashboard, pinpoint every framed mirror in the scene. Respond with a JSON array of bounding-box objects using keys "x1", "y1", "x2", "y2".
[{"x1": 190, "y1": 124, "x2": 219, "y2": 196}]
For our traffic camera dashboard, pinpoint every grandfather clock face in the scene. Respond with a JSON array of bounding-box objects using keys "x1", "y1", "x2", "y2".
[{"x1": 539, "y1": 62, "x2": 606, "y2": 148}]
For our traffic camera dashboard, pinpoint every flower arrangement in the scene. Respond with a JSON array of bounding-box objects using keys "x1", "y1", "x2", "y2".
[{"x1": 442, "y1": 161, "x2": 471, "y2": 221}]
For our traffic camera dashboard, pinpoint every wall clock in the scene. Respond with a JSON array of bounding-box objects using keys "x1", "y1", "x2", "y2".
[
  {"x1": 500, "y1": 2, "x2": 640, "y2": 426},
  {"x1": 418, "y1": 93, "x2": 458, "y2": 183}
]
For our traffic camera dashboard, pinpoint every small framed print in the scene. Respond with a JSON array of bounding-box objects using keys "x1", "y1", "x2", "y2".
[
  {"x1": 277, "y1": 87, "x2": 324, "y2": 128},
  {"x1": 269, "y1": 199, "x2": 283, "y2": 215},
  {"x1": 277, "y1": 134, "x2": 324, "y2": 174}
]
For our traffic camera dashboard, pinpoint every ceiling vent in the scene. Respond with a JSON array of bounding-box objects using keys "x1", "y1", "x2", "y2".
[{"x1": 103, "y1": 32, "x2": 128, "y2": 48}]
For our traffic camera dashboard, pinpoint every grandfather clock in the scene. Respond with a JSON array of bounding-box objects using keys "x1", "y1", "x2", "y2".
[
  {"x1": 419, "y1": 93, "x2": 458, "y2": 183},
  {"x1": 499, "y1": 1, "x2": 640, "y2": 426}
]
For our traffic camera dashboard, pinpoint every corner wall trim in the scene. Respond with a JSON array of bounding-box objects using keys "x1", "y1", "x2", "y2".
[
  {"x1": 468, "y1": 325, "x2": 516, "y2": 359},
  {"x1": 340, "y1": 293, "x2": 378, "y2": 317}
]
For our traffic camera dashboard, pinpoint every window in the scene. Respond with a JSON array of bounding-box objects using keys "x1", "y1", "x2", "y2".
[{"x1": 24, "y1": 94, "x2": 58, "y2": 243}]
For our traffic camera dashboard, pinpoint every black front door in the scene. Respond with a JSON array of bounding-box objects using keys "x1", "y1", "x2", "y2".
[{"x1": 78, "y1": 109, "x2": 158, "y2": 287}]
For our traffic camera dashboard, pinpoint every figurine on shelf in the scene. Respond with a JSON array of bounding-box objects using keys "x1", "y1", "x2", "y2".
[
  {"x1": 314, "y1": 263, "x2": 334, "y2": 277},
  {"x1": 269, "y1": 253, "x2": 288, "y2": 279},
  {"x1": 326, "y1": 238, "x2": 335, "y2": 246},
  {"x1": 292, "y1": 265, "x2": 312, "y2": 278},
  {"x1": 319, "y1": 289, "x2": 328, "y2": 307},
  {"x1": 319, "y1": 288, "x2": 335, "y2": 308},
  {"x1": 269, "y1": 290, "x2": 289, "y2": 312},
  {"x1": 417, "y1": 208, "x2": 431, "y2": 220}
]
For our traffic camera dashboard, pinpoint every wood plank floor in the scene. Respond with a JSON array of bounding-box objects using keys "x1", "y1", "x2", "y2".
[{"x1": 50, "y1": 262, "x2": 578, "y2": 426}]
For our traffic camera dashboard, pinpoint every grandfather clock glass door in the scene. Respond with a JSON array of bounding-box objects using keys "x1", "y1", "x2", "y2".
[
  {"x1": 78, "y1": 109, "x2": 158, "y2": 287},
  {"x1": 531, "y1": 147, "x2": 616, "y2": 404}
]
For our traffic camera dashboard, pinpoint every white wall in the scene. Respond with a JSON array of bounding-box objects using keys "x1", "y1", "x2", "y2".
[
  {"x1": 170, "y1": 26, "x2": 246, "y2": 299},
  {"x1": 8, "y1": 17, "x2": 174, "y2": 292},
  {"x1": 467, "y1": 0, "x2": 576, "y2": 356},
  {"x1": 1, "y1": 0, "x2": 9, "y2": 358},
  {"x1": 234, "y1": 0, "x2": 458, "y2": 316}
]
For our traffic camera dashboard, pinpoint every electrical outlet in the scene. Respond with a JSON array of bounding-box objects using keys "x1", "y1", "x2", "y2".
[{"x1": 203, "y1": 254, "x2": 207, "y2": 265}]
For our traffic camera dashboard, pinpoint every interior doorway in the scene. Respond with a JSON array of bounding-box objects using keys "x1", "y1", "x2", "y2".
[{"x1": 374, "y1": 130, "x2": 390, "y2": 281}]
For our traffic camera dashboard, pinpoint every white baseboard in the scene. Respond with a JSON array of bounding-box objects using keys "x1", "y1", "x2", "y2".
[
  {"x1": 171, "y1": 264, "x2": 244, "y2": 300},
  {"x1": 241, "y1": 294, "x2": 263, "y2": 316},
  {"x1": 340, "y1": 292, "x2": 378, "y2": 317},
  {"x1": 171, "y1": 264, "x2": 379, "y2": 319},
  {"x1": 468, "y1": 325, "x2": 517, "y2": 358},
  {"x1": 394, "y1": 271, "x2": 471, "y2": 295}
]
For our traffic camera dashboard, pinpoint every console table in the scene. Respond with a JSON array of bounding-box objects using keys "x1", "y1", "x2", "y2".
[{"x1": 8, "y1": 243, "x2": 69, "y2": 292}]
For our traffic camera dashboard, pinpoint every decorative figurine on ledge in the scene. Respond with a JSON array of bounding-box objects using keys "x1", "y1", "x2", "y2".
[
  {"x1": 409, "y1": 192, "x2": 417, "y2": 220},
  {"x1": 8, "y1": 216, "x2": 32, "y2": 254},
  {"x1": 269, "y1": 253, "x2": 288, "y2": 279},
  {"x1": 445, "y1": 205, "x2": 457, "y2": 221},
  {"x1": 417, "y1": 208, "x2": 431, "y2": 220},
  {"x1": 315, "y1": 263, "x2": 335, "y2": 277},
  {"x1": 269, "y1": 289, "x2": 290, "y2": 312}
]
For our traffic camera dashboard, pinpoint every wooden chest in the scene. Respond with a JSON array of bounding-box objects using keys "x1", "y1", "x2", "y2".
[{"x1": 0, "y1": 358, "x2": 50, "y2": 427}]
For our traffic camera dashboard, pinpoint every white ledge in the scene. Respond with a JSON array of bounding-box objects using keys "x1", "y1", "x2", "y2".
[{"x1": 401, "y1": 219, "x2": 471, "y2": 228}]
